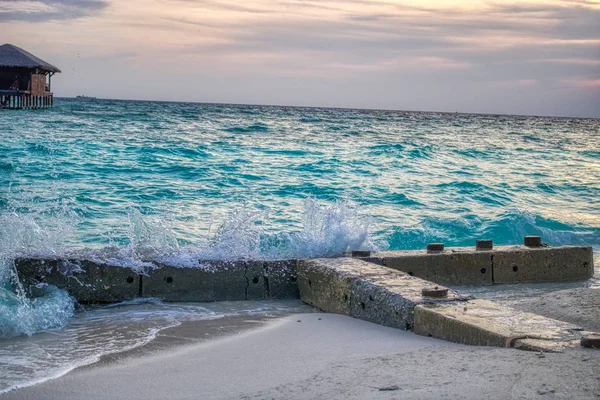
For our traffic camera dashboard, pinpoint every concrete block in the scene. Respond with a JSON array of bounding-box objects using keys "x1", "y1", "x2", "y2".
[
  {"x1": 142, "y1": 261, "x2": 250, "y2": 302},
  {"x1": 245, "y1": 261, "x2": 266, "y2": 300},
  {"x1": 263, "y1": 260, "x2": 299, "y2": 299},
  {"x1": 413, "y1": 299, "x2": 580, "y2": 349},
  {"x1": 492, "y1": 246, "x2": 593, "y2": 283},
  {"x1": 297, "y1": 258, "x2": 401, "y2": 315},
  {"x1": 297, "y1": 259, "x2": 354, "y2": 315},
  {"x1": 374, "y1": 249, "x2": 493, "y2": 286},
  {"x1": 297, "y1": 257, "x2": 462, "y2": 331},
  {"x1": 427, "y1": 243, "x2": 444, "y2": 252},
  {"x1": 514, "y1": 338, "x2": 580, "y2": 353},
  {"x1": 350, "y1": 275, "x2": 460, "y2": 331},
  {"x1": 16, "y1": 258, "x2": 139, "y2": 303},
  {"x1": 351, "y1": 250, "x2": 372, "y2": 257}
]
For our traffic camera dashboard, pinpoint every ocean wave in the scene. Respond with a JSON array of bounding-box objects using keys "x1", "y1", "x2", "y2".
[
  {"x1": 0, "y1": 285, "x2": 74, "y2": 338},
  {"x1": 385, "y1": 211, "x2": 600, "y2": 252},
  {"x1": 299, "y1": 116, "x2": 321, "y2": 122},
  {"x1": 224, "y1": 123, "x2": 269, "y2": 133}
]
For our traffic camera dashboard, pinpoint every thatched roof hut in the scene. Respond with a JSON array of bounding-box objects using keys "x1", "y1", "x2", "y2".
[
  {"x1": 0, "y1": 44, "x2": 61, "y2": 73},
  {"x1": 0, "y1": 44, "x2": 60, "y2": 109}
]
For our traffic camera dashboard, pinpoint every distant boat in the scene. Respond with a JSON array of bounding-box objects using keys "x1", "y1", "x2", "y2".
[{"x1": 75, "y1": 95, "x2": 96, "y2": 100}]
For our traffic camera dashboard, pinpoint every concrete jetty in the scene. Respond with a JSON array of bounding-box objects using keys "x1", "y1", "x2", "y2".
[
  {"x1": 15, "y1": 258, "x2": 299, "y2": 303},
  {"x1": 297, "y1": 257, "x2": 586, "y2": 352},
  {"x1": 357, "y1": 245, "x2": 593, "y2": 285},
  {"x1": 13, "y1": 241, "x2": 597, "y2": 351}
]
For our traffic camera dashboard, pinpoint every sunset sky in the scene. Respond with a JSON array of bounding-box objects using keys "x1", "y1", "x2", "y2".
[{"x1": 1, "y1": 0, "x2": 599, "y2": 117}]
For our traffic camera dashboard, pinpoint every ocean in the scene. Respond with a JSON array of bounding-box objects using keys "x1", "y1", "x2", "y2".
[{"x1": 1, "y1": 98, "x2": 599, "y2": 392}]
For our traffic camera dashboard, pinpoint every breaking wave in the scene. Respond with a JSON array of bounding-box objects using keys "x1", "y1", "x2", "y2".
[
  {"x1": 0, "y1": 197, "x2": 374, "y2": 337},
  {"x1": 385, "y1": 211, "x2": 600, "y2": 252}
]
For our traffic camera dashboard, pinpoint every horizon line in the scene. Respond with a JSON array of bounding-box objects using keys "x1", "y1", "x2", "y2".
[{"x1": 54, "y1": 96, "x2": 600, "y2": 120}]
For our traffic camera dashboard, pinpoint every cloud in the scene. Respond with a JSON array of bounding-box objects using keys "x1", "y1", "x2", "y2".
[
  {"x1": 2, "y1": 0, "x2": 598, "y2": 116},
  {"x1": 0, "y1": 0, "x2": 108, "y2": 22}
]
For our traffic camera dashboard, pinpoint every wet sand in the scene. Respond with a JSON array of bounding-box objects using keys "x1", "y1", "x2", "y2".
[{"x1": 2, "y1": 312, "x2": 599, "y2": 400}]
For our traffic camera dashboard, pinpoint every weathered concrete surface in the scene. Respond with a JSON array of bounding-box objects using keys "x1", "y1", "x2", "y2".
[
  {"x1": 297, "y1": 258, "x2": 404, "y2": 315},
  {"x1": 509, "y1": 288, "x2": 600, "y2": 332},
  {"x1": 143, "y1": 260, "x2": 300, "y2": 302},
  {"x1": 15, "y1": 258, "x2": 139, "y2": 303},
  {"x1": 142, "y1": 261, "x2": 257, "y2": 302},
  {"x1": 350, "y1": 276, "x2": 462, "y2": 331},
  {"x1": 360, "y1": 245, "x2": 594, "y2": 285},
  {"x1": 414, "y1": 299, "x2": 583, "y2": 351},
  {"x1": 371, "y1": 249, "x2": 493, "y2": 286},
  {"x1": 298, "y1": 258, "x2": 466, "y2": 330},
  {"x1": 492, "y1": 245, "x2": 593, "y2": 283},
  {"x1": 16, "y1": 257, "x2": 301, "y2": 303},
  {"x1": 262, "y1": 260, "x2": 300, "y2": 299},
  {"x1": 245, "y1": 262, "x2": 266, "y2": 300},
  {"x1": 15, "y1": 254, "x2": 600, "y2": 352},
  {"x1": 297, "y1": 259, "x2": 356, "y2": 315}
]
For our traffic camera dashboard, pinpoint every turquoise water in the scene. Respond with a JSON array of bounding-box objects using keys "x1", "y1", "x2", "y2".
[
  {"x1": 0, "y1": 99, "x2": 599, "y2": 390},
  {"x1": 2, "y1": 99, "x2": 599, "y2": 256}
]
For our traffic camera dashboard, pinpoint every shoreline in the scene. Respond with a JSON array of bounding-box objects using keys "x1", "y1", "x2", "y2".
[
  {"x1": 76, "y1": 312, "x2": 292, "y2": 370},
  {"x1": 0, "y1": 309, "x2": 301, "y2": 396},
  {"x1": 2, "y1": 312, "x2": 600, "y2": 400}
]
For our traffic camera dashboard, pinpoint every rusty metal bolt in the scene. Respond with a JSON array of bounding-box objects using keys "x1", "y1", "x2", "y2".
[
  {"x1": 421, "y1": 286, "x2": 449, "y2": 298},
  {"x1": 352, "y1": 250, "x2": 372, "y2": 257},
  {"x1": 524, "y1": 236, "x2": 543, "y2": 247},
  {"x1": 427, "y1": 243, "x2": 444, "y2": 252},
  {"x1": 580, "y1": 333, "x2": 600, "y2": 349},
  {"x1": 476, "y1": 239, "x2": 493, "y2": 250}
]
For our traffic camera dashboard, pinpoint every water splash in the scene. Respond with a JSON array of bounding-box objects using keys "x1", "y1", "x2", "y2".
[
  {"x1": 0, "y1": 202, "x2": 78, "y2": 338},
  {"x1": 283, "y1": 197, "x2": 374, "y2": 258},
  {"x1": 0, "y1": 286, "x2": 74, "y2": 338},
  {"x1": 158, "y1": 197, "x2": 375, "y2": 266}
]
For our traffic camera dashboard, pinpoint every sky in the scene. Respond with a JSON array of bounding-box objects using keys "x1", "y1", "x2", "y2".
[{"x1": 1, "y1": 0, "x2": 599, "y2": 117}]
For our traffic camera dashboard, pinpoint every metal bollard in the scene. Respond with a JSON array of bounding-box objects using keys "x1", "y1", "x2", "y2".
[
  {"x1": 524, "y1": 236, "x2": 543, "y2": 247},
  {"x1": 427, "y1": 243, "x2": 444, "y2": 252}
]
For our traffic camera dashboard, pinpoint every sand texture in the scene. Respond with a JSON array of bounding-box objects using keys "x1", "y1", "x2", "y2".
[{"x1": 2, "y1": 312, "x2": 599, "y2": 400}]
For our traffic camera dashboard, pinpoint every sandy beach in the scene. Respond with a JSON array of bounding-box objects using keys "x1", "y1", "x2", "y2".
[{"x1": 2, "y1": 311, "x2": 599, "y2": 400}]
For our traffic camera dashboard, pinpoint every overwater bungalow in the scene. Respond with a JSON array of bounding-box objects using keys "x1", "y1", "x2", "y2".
[{"x1": 0, "y1": 43, "x2": 60, "y2": 109}]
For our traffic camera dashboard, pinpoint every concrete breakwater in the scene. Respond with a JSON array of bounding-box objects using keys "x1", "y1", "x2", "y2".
[
  {"x1": 15, "y1": 259, "x2": 299, "y2": 303},
  {"x1": 14, "y1": 243, "x2": 598, "y2": 351},
  {"x1": 358, "y1": 245, "x2": 594, "y2": 285},
  {"x1": 297, "y1": 257, "x2": 589, "y2": 352}
]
